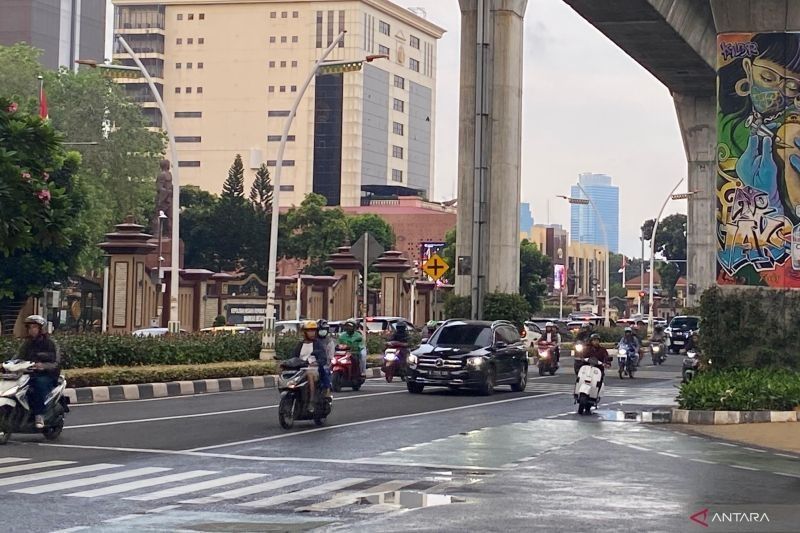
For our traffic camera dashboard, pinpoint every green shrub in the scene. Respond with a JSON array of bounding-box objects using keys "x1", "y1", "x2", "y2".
[
  {"x1": 366, "y1": 333, "x2": 385, "y2": 355},
  {"x1": 539, "y1": 306, "x2": 564, "y2": 318},
  {"x1": 444, "y1": 293, "x2": 471, "y2": 319},
  {"x1": 592, "y1": 327, "x2": 627, "y2": 344},
  {"x1": 482, "y1": 292, "x2": 531, "y2": 329},
  {"x1": 213, "y1": 315, "x2": 227, "y2": 327},
  {"x1": 677, "y1": 368, "x2": 800, "y2": 411},
  {"x1": 275, "y1": 333, "x2": 300, "y2": 360},
  {"x1": 64, "y1": 360, "x2": 278, "y2": 388}
]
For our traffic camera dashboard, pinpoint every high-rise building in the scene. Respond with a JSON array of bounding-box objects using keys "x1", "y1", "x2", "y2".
[
  {"x1": 519, "y1": 202, "x2": 533, "y2": 236},
  {"x1": 570, "y1": 173, "x2": 619, "y2": 253},
  {"x1": 0, "y1": 0, "x2": 106, "y2": 70},
  {"x1": 111, "y1": 0, "x2": 444, "y2": 207}
]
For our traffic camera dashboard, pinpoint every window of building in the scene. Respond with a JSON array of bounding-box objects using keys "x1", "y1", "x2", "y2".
[
  {"x1": 270, "y1": 11, "x2": 276, "y2": 18},
  {"x1": 268, "y1": 110, "x2": 291, "y2": 117},
  {"x1": 176, "y1": 38, "x2": 182, "y2": 45},
  {"x1": 187, "y1": 38, "x2": 194, "y2": 44},
  {"x1": 269, "y1": 61, "x2": 275, "y2": 68},
  {"x1": 292, "y1": 36, "x2": 298, "y2": 43},
  {"x1": 185, "y1": 87, "x2": 192, "y2": 93},
  {"x1": 280, "y1": 185, "x2": 294, "y2": 191},
  {"x1": 177, "y1": 14, "x2": 183, "y2": 21},
  {"x1": 338, "y1": 10, "x2": 345, "y2": 48},
  {"x1": 197, "y1": 62, "x2": 203, "y2": 69},
  {"x1": 188, "y1": 14, "x2": 194, "y2": 20},
  {"x1": 393, "y1": 98, "x2": 404, "y2": 112},
  {"x1": 176, "y1": 62, "x2": 182, "y2": 69},
  {"x1": 281, "y1": 11, "x2": 288, "y2": 18},
  {"x1": 198, "y1": 37, "x2": 204, "y2": 44},
  {"x1": 268, "y1": 135, "x2": 296, "y2": 142},
  {"x1": 269, "y1": 36, "x2": 276, "y2": 43},
  {"x1": 379, "y1": 44, "x2": 389, "y2": 57},
  {"x1": 199, "y1": 13, "x2": 204, "y2": 20},
  {"x1": 178, "y1": 161, "x2": 201, "y2": 167},
  {"x1": 392, "y1": 168, "x2": 403, "y2": 182},
  {"x1": 267, "y1": 160, "x2": 295, "y2": 166},
  {"x1": 280, "y1": 86, "x2": 286, "y2": 92},
  {"x1": 379, "y1": 21, "x2": 390, "y2": 35},
  {"x1": 392, "y1": 145, "x2": 404, "y2": 159},
  {"x1": 293, "y1": 11, "x2": 299, "y2": 18},
  {"x1": 410, "y1": 58, "x2": 420, "y2": 72},
  {"x1": 175, "y1": 136, "x2": 201, "y2": 142},
  {"x1": 394, "y1": 75, "x2": 405, "y2": 89},
  {"x1": 291, "y1": 60, "x2": 298, "y2": 68},
  {"x1": 175, "y1": 87, "x2": 181, "y2": 93},
  {"x1": 197, "y1": 87, "x2": 203, "y2": 94},
  {"x1": 327, "y1": 10, "x2": 334, "y2": 46},
  {"x1": 290, "y1": 85, "x2": 297, "y2": 92},
  {"x1": 187, "y1": 62, "x2": 192, "y2": 69},
  {"x1": 268, "y1": 86, "x2": 275, "y2": 93},
  {"x1": 280, "y1": 61, "x2": 286, "y2": 68},
  {"x1": 410, "y1": 35, "x2": 420, "y2": 49},
  {"x1": 316, "y1": 11, "x2": 323, "y2": 48},
  {"x1": 281, "y1": 36, "x2": 287, "y2": 43},
  {"x1": 393, "y1": 122, "x2": 404, "y2": 135},
  {"x1": 175, "y1": 111, "x2": 202, "y2": 118}
]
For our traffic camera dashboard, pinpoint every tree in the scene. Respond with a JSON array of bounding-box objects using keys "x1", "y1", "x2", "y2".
[
  {"x1": 519, "y1": 240, "x2": 551, "y2": 313},
  {"x1": 610, "y1": 252, "x2": 645, "y2": 286},
  {"x1": 280, "y1": 194, "x2": 349, "y2": 274},
  {"x1": 347, "y1": 214, "x2": 395, "y2": 250},
  {"x1": 249, "y1": 164, "x2": 273, "y2": 213},
  {"x1": 657, "y1": 262, "x2": 681, "y2": 297},
  {"x1": 247, "y1": 164, "x2": 272, "y2": 277},
  {"x1": 0, "y1": 98, "x2": 91, "y2": 333},
  {"x1": 222, "y1": 154, "x2": 245, "y2": 202},
  {"x1": 440, "y1": 228, "x2": 457, "y2": 284},
  {"x1": 610, "y1": 283, "x2": 627, "y2": 299},
  {"x1": 483, "y1": 292, "x2": 531, "y2": 328},
  {"x1": 641, "y1": 214, "x2": 687, "y2": 275}
]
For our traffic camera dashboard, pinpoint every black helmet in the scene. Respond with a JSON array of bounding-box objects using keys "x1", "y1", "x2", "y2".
[
  {"x1": 317, "y1": 319, "x2": 329, "y2": 330},
  {"x1": 395, "y1": 320, "x2": 407, "y2": 330},
  {"x1": 655, "y1": 325, "x2": 664, "y2": 332}
]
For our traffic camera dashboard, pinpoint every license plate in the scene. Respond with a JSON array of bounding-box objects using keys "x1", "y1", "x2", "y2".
[
  {"x1": 672, "y1": 340, "x2": 684, "y2": 345},
  {"x1": 429, "y1": 370, "x2": 448, "y2": 378}
]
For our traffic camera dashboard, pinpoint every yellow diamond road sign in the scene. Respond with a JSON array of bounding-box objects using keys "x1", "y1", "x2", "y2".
[{"x1": 423, "y1": 254, "x2": 449, "y2": 281}]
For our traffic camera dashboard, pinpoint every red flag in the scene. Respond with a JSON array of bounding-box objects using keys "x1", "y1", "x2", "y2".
[
  {"x1": 38, "y1": 77, "x2": 48, "y2": 120},
  {"x1": 618, "y1": 255, "x2": 627, "y2": 273}
]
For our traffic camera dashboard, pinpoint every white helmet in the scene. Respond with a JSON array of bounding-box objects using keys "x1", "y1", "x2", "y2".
[
  {"x1": 24, "y1": 315, "x2": 47, "y2": 327},
  {"x1": 546, "y1": 322, "x2": 555, "y2": 328}
]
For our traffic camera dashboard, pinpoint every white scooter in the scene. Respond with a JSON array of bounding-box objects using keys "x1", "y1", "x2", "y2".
[
  {"x1": 574, "y1": 360, "x2": 603, "y2": 415},
  {"x1": 0, "y1": 359, "x2": 69, "y2": 444}
]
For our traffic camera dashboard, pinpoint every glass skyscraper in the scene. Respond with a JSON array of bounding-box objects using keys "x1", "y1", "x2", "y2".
[{"x1": 570, "y1": 173, "x2": 619, "y2": 253}]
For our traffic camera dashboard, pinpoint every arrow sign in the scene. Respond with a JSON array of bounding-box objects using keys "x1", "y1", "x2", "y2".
[
  {"x1": 423, "y1": 253, "x2": 449, "y2": 281},
  {"x1": 351, "y1": 232, "x2": 385, "y2": 268}
]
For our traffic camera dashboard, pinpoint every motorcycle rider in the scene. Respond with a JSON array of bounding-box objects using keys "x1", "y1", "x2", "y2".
[
  {"x1": 423, "y1": 320, "x2": 438, "y2": 339},
  {"x1": 338, "y1": 319, "x2": 366, "y2": 378},
  {"x1": 575, "y1": 322, "x2": 593, "y2": 343},
  {"x1": 18, "y1": 315, "x2": 60, "y2": 429},
  {"x1": 291, "y1": 321, "x2": 327, "y2": 411},
  {"x1": 539, "y1": 322, "x2": 561, "y2": 363},
  {"x1": 316, "y1": 319, "x2": 334, "y2": 397},
  {"x1": 619, "y1": 327, "x2": 641, "y2": 355},
  {"x1": 685, "y1": 331, "x2": 700, "y2": 353}
]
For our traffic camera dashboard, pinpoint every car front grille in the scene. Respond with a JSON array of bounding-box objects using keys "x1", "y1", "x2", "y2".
[{"x1": 418, "y1": 357, "x2": 464, "y2": 370}]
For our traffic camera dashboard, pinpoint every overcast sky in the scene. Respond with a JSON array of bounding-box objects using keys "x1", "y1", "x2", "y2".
[{"x1": 395, "y1": 0, "x2": 689, "y2": 258}]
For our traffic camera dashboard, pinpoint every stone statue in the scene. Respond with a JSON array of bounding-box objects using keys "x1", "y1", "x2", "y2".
[{"x1": 154, "y1": 159, "x2": 173, "y2": 238}]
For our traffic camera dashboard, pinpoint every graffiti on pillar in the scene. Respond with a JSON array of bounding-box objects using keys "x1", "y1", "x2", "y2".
[{"x1": 716, "y1": 32, "x2": 800, "y2": 287}]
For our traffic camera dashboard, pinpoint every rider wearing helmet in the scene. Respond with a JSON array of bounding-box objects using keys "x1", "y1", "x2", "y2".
[
  {"x1": 575, "y1": 322, "x2": 593, "y2": 342},
  {"x1": 292, "y1": 320, "x2": 326, "y2": 409},
  {"x1": 316, "y1": 319, "x2": 334, "y2": 395},
  {"x1": 619, "y1": 327, "x2": 641, "y2": 353},
  {"x1": 18, "y1": 315, "x2": 60, "y2": 429},
  {"x1": 585, "y1": 333, "x2": 611, "y2": 370},
  {"x1": 538, "y1": 322, "x2": 562, "y2": 363},
  {"x1": 423, "y1": 320, "x2": 438, "y2": 339},
  {"x1": 338, "y1": 319, "x2": 365, "y2": 377},
  {"x1": 650, "y1": 324, "x2": 666, "y2": 343}
]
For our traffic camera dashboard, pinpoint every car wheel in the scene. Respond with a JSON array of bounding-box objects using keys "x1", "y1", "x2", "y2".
[
  {"x1": 479, "y1": 366, "x2": 496, "y2": 396},
  {"x1": 511, "y1": 365, "x2": 528, "y2": 392},
  {"x1": 407, "y1": 382, "x2": 425, "y2": 394}
]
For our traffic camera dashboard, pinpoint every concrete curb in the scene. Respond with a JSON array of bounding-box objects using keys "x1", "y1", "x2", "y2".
[
  {"x1": 65, "y1": 367, "x2": 385, "y2": 404},
  {"x1": 671, "y1": 408, "x2": 800, "y2": 425},
  {"x1": 600, "y1": 410, "x2": 673, "y2": 424}
]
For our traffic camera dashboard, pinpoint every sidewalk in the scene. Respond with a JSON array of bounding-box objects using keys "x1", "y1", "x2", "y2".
[{"x1": 674, "y1": 422, "x2": 800, "y2": 454}]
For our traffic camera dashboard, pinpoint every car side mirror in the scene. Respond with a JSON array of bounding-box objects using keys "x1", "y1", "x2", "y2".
[
  {"x1": 494, "y1": 341, "x2": 508, "y2": 350},
  {"x1": 421, "y1": 338, "x2": 429, "y2": 344}
]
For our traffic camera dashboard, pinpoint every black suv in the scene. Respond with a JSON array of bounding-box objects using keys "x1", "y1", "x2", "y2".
[
  {"x1": 666, "y1": 315, "x2": 700, "y2": 354},
  {"x1": 406, "y1": 320, "x2": 528, "y2": 396}
]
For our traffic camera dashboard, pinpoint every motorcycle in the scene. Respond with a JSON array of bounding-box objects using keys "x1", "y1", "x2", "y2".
[
  {"x1": 331, "y1": 345, "x2": 365, "y2": 392},
  {"x1": 574, "y1": 362, "x2": 603, "y2": 415},
  {"x1": 650, "y1": 342, "x2": 667, "y2": 365},
  {"x1": 382, "y1": 341, "x2": 408, "y2": 383},
  {"x1": 0, "y1": 359, "x2": 69, "y2": 444},
  {"x1": 617, "y1": 344, "x2": 638, "y2": 379},
  {"x1": 682, "y1": 350, "x2": 700, "y2": 383},
  {"x1": 572, "y1": 341, "x2": 586, "y2": 374},
  {"x1": 536, "y1": 343, "x2": 559, "y2": 376},
  {"x1": 277, "y1": 358, "x2": 332, "y2": 429}
]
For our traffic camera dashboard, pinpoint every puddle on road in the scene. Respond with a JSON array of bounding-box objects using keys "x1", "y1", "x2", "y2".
[{"x1": 355, "y1": 490, "x2": 465, "y2": 509}]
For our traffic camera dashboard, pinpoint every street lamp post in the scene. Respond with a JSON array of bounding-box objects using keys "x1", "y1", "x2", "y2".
[
  {"x1": 259, "y1": 32, "x2": 388, "y2": 358},
  {"x1": 558, "y1": 187, "x2": 611, "y2": 328},
  {"x1": 647, "y1": 179, "x2": 698, "y2": 334},
  {"x1": 77, "y1": 34, "x2": 182, "y2": 333}
]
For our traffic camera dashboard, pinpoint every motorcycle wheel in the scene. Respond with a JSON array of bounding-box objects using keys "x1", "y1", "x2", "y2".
[
  {"x1": 548, "y1": 367, "x2": 557, "y2": 376},
  {"x1": 42, "y1": 418, "x2": 64, "y2": 441},
  {"x1": 331, "y1": 373, "x2": 343, "y2": 393},
  {"x1": 538, "y1": 365, "x2": 546, "y2": 376},
  {"x1": 385, "y1": 368, "x2": 394, "y2": 383},
  {"x1": 351, "y1": 383, "x2": 362, "y2": 392},
  {"x1": 618, "y1": 368, "x2": 624, "y2": 379},
  {"x1": 0, "y1": 410, "x2": 11, "y2": 444},
  {"x1": 278, "y1": 396, "x2": 295, "y2": 429},
  {"x1": 313, "y1": 403, "x2": 325, "y2": 427}
]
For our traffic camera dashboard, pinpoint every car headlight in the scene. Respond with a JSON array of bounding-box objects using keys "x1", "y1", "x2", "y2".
[
  {"x1": 467, "y1": 356, "x2": 484, "y2": 368},
  {"x1": 407, "y1": 354, "x2": 418, "y2": 365}
]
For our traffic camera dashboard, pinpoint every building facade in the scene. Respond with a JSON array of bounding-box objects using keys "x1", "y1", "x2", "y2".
[
  {"x1": 519, "y1": 202, "x2": 533, "y2": 236},
  {"x1": 112, "y1": 0, "x2": 444, "y2": 207},
  {"x1": 0, "y1": 0, "x2": 106, "y2": 69},
  {"x1": 570, "y1": 172, "x2": 620, "y2": 253}
]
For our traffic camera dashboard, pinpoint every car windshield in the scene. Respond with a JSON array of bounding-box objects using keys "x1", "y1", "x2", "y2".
[
  {"x1": 365, "y1": 321, "x2": 385, "y2": 332},
  {"x1": 671, "y1": 317, "x2": 699, "y2": 330},
  {"x1": 431, "y1": 325, "x2": 492, "y2": 348}
]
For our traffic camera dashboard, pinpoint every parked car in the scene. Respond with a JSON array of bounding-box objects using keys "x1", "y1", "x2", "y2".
[
  {"x1": 359, "y1": 316, "x2": 408, "y2": 335},
  {"x1": 523, "y1": 321, "x2": 543, "y2": 348},
  {"x1": 199, "y1": 326, "x2": 251, "y2": 335},
  {"x1": 275, "y1": 320, "x2": 304, "y2": 336},
  {"x1": 665, "y1": 315, "x2": 700, "y2": 353},
  {"x1": 405, "y1": 320, "x2": 528, "y2": 396},
  {"x1": 132, "y1": 327, "x2": 186, "y2": 337}
]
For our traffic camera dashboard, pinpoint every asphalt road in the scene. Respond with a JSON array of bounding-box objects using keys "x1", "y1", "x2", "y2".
[{"x1": 1, "y1": 355, "x2": 798, "y2": 533}]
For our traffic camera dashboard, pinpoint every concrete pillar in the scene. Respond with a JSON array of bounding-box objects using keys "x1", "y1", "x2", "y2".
[
  {"x1": 456, "y1": 0, "x2": 527, "y2": 312},
  {"x1": 711, "y1": 0, "x2": 800, "y2": 33},
  {"x1": 673, "y1": 93, "x2": 716, "y2": 306}
]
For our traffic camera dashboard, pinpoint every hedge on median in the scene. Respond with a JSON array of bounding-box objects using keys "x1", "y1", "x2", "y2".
[
  {"x1": 64, "y1": 360, "x2": 280, "y2": 388},
  {"x1": 677, "y1": 368, "x2": 800, "y2": 411}
]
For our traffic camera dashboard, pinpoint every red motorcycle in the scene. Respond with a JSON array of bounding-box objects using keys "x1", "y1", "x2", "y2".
[
  {"x1": 331, "y1": 345, "x2": 365, "y2": 392},
  {"x1": 382, "y1": 341, "x2": 408, "y2": 383}
]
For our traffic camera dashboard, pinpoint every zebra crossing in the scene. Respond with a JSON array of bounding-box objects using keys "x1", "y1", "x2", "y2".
[{"x1": 0, "y1": 457, "x2": 451, "y2": 512}]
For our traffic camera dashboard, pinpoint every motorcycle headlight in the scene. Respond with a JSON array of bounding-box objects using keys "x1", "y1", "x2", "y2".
[
  {"x1": 384, "y1": 350, "x2": 398, "y2": 361},
  {"x1": 538, "y1": 351, "x2": 549, "y2": 359},
  {"x1": 575, "y1": 344, "x2": 584, "y2": 353},
  {"x1": 467, "y1": 356, "x2": 484, "y2": 368},
  {"x1": 653, "y1": 346, "x2": 661, "y2": 353},
  {"x1": 407, "y1": 354, "x2": 418, "y2": 365}
]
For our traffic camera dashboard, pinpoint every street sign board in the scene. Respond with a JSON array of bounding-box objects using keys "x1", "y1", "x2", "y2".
[
  {"x1": 423, "y1": 253, "x2": 449, "y2": 281},
  {"x1": 351, "y1": 232, "x2": 384, "y2": 267}
]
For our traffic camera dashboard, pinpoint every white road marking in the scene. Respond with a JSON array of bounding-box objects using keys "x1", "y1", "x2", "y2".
[
  {"x1": 743, "y1": 447, "x2": 766, "y2": 453},
  {"x1": 239, "y1": 478, "x2": 368, "y2": 508},
  {"x1": 126, "y1": 473, "x2": 264, "y2": 501},
  {"x1": 626, "y1": 444, "x2": 651, "y2": 452},
  {"x1": 774, "y1": 472, "x2": 800, "y2": 478},
  {"x1": 301, "y1": 480, "x2": 417, "y2": 511},
  {"x1": 187, "y1": 391, "x2": 565, "y2": 452},
  {"x1": 13, "y1": 467, "x2": 171, "y2": 494},
  {"x1": 0, "y1": 457, "x2": 30, "y2": 465},
  {"x1": 147, "y1": 505, "x2": 182, "y2": 513},
  {"x1": 774, "y1": 453, "x2": 797, "y2": 459},
  {"x1": 68, "y1": 470, "x2": 217, "y2": 497},
  {"x1": 658, "y1": 452, "x2": 680, "y2": 458},
  {"x1": 183, "y1": 475, "x2": 316, "y2": 505},
  {"x1": 0, "y1": 463, "x2": 120, "y2": 487},
  {"x1": 718, "y1": 442, "x2": 739, "y2": 447},
  {"x1": 690, "y1": 459, "x2": 718, "y2": 465},
  {"x1": 66, "y1": 390, "x2": 408, "y2": 429},
  {"x1": 0, "y1": 460, "x2": 74, "y2": 475},
  {"x1": 103, "y1": 515, "x2": 140, "y2": 524},
  {"x1": 50, "y1": 527, "x2": 89, "y2": 533},
  {"x1": 729, "y1": 465, "x2": 759, "y2": 472}
]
